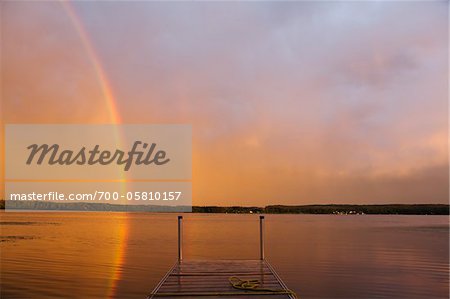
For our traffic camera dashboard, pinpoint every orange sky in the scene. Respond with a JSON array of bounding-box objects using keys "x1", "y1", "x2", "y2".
[{"x1": 1, "y1": 1, "x2": 448, "y2": 205}]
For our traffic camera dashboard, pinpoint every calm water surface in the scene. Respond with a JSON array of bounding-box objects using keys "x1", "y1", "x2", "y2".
[{"x1": 1, "y1": 213, "x2": 448, "y2": 298}]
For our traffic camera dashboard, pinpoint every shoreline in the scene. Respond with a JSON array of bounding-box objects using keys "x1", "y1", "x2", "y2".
[{"x1": 0, "y1": 201, "x2": 448, "y2": 215}]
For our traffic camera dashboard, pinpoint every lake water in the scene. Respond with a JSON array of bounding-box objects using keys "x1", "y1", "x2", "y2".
[{"x1": 1, "y1": 213, "x2": 448, "y2": 298}]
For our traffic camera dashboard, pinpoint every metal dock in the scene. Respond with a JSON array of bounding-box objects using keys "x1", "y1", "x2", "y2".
[{"x1": 147, "y1": 216, "x2": 297, "y2": 299}]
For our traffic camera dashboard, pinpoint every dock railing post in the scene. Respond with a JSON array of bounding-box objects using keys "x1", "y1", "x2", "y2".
[
  {"x1": 178, "y1": 215, "x2": 183, "y2": 261},
  {"x1": 259, "y1": 215, "x2": 265, "y2": 260}
]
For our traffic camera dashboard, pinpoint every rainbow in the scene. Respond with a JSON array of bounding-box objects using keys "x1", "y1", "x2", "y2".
[
  {"x1": 61, "y1": 1, "x2": 128, "y2": 298},
  {"x1": 61, "y1": 1, "x2": 121, "y2": 124}
]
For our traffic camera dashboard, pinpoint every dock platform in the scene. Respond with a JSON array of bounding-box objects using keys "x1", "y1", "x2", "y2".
[
  {"x1": 147, "y1": 216, "x2": 297, "y2": 298},
  {"x1": 148, "y1": 259, "x2": 295, "y2": 298}
]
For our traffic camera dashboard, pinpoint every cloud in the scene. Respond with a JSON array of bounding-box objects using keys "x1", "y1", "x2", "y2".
[{"x1": 2, "y1": 1, "x2": 448, "y2": 204}]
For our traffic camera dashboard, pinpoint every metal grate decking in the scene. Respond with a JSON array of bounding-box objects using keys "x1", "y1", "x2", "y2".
[{"x1": 147, "y1": 216, "x2": 297, "y2": 299}]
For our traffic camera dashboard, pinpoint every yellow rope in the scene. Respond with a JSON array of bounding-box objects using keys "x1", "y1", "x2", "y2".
[{"x1": 229, "y1": 276, "x2": 298, "y2": 298}]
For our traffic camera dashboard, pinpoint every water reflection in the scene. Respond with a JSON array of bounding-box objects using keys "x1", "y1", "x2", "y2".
[{"x1": 1, "y1": 213, "x2": 448, "y2": 298}]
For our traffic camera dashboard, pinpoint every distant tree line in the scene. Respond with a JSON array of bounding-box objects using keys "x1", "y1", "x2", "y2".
[
  {"x1": 262, "y1": 204, "x2": 449, "y2": 215},
  {"x1": 192, "y1": 204, "x2": 449, "y2": 215},
  {"x1": 0, "y1": 200, "x2": 448, "y2": 215},
  {"x1": 191, "y1": 206, "x2": 263, "y2": 214}
]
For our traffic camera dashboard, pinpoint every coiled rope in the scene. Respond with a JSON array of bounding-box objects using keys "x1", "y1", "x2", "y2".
[{"x1": 229, "y1": 276, "x2": 298, "y2": 298}]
